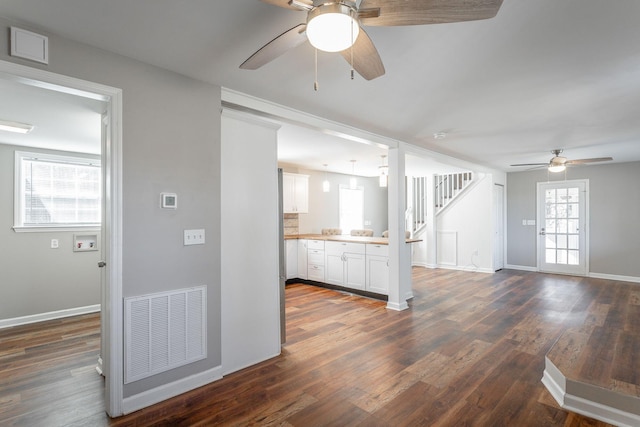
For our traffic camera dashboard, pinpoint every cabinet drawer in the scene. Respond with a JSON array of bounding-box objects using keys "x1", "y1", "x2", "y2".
[
  {"x1": 326, "y1": 241, "x2": 365, "y2": 255},
  {"x1": 308, "y1": 265, "x2": 325, "y2": 282},
  {"x1": 308, "y1": 250, "x2": 324, "y2": 266},
  {"x1": 308, "y1": 239, "x2": 325, "y2": 250},
  {"x1": 366, "y1": 244, "x2": 389, "y2": 256}
]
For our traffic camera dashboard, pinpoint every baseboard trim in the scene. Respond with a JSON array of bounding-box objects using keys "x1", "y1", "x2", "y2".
[
  {"x1": 504, "y1": 264, "x2": 537, "y2": 272},
  {"x1": 588, "y1": 272, "x2": 640, "y2": 284},
  {"x1": 542, "y1": 357, "x2": 640, "y2": 427},
  {"x1": 386, "y1": 301, "x2": 409, "y2": 311},
  {"x1": 122, "y1": 365, "x2": 223, "y2": 415},
  {"x1": 0, "y1": 304, "x2": 101, "y2": 329}
]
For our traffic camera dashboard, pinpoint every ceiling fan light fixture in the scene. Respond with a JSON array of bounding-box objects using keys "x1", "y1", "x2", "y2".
[
  {"x1": 548, "y1": 164, "x2": 566, "y2": 173},
  {"x1": 306, "y1": 4, "x2": 359, "y2": 53}
]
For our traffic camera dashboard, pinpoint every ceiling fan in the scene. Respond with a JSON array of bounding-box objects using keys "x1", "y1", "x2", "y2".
[
  {"x1": 511, "y1": 149, "x2": 613, "y2": 173},
  {"x1": 240, "y1": 0, "x2": 504, "y2": 81}
]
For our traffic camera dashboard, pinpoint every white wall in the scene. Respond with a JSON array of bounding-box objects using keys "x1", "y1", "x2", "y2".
[
  {"x1": 221, "y1": 110, "x2": 281, "y2": 375},
  {"x1": 436, "y1": 175, "x2": 495, "y2": 273}
]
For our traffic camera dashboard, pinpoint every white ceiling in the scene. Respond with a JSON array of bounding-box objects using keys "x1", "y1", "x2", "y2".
[{"x1": 1, "y1": 0, "x2": 639, "y2": 172}]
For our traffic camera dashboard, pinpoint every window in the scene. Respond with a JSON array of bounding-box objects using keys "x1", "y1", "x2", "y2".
[
  {"x1": 339, "y1": 185, "x2": 364, "y2": 234},
  {"x1": 15, "y1": 151, "x2": 101, "y2": 230}
]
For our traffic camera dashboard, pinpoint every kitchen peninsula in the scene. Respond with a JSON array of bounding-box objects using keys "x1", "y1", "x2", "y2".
[{"x1": 284, "y1": 234, "x2": 420, "y2": 299}]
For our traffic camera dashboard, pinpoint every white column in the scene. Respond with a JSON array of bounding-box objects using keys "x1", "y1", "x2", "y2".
[{"x1": 387, "y1": 143, "x2": 410, "y2": 311}]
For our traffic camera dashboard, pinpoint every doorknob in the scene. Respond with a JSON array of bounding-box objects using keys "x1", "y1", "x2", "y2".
[
  {"x1": 539, "y1": 227, "x2": 546, "y2": 236},
  {"x1": 98, "y1": 261, "x2": 106, "y2": 268}
]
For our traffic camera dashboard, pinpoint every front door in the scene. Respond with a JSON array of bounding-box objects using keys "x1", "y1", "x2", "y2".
[{"x1": 537, "y1": 180, "x2": 588, "y2": 275}]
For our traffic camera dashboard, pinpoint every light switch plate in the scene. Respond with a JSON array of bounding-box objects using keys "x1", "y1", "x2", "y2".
[{"x1": 184, "y1": 229, "x2": 205, "y2": 246}]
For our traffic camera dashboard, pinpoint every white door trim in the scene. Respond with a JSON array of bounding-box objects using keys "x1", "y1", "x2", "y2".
[
  {"x1": 0, "y1": 60, "x2": 124, "y2": 416},
  {"x1": 536, "y1": 179, "x2": 589, "y2": 276}
]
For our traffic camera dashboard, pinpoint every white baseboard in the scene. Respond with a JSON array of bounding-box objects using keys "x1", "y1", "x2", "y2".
[
  {"x1": 0, "y1": 304, "x2": 101, "y2": 329},
  {"x1": 505, "y1": 264, "x2": 537, "y2": 272},
  {"x1": 122, "y1": 365, "x2": 223, "y2": 415},
  {"x1": 542, "y1": 357, "x2": 640, "y2": 427},
  {"x1": 386, "y1": 301, "x2": 409, "y2": 311},
  {"x1": 588, "y1": 272, "x2": 640, "y2": 284}
]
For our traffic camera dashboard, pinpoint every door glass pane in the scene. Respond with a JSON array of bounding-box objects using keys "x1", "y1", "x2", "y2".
[
  {"x1": 546, "y1": 249, "x2": 556, "y2": 263},
  {"x1": 568, "y1": 187, "x2": 579, "y2": 202},
  {"x1": 545, "y1": 235, "x2": 556, "y2": 248},
  {"x1": 556, "y1": 204, "x2": 567, "y2": 218},
  {"x1": 568, "y1": 250, "x2": 579, "y2": 265},
  {"x1": 568, "y1": 203, "x2": 579, "y2": 218},
  {"x1": 557, "y1": 219, "x2": 567, "y2": 233},
  {"x1": 557, "y1": 234, "x2": 567, "y2": 249},
  {"x1": 557, "y1": 250, "x2": 568, "y2": 264},
  {"x1": 557, "y1": 188, "x2": 568, "y2": 201},
  {"x1": 568, "y1": 219, "x2": 579, "y2": 234},
  {"x1": 546, "y1": 219, "x2": 556, "y2": 233},
  {"x1": 568, "y1": 235, "x2": 579, "y2": 250},
  {"x1": 545, "y1": 189, "x2": 555, "y2": 202}
]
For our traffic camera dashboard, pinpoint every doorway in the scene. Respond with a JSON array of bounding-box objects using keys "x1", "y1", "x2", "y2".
[
  {"x1": 537, "y1": 179, "x2": 588, "y2": 275},
  {"x1": 0, "y1": 60, "x2": 123, "y2": 416}
]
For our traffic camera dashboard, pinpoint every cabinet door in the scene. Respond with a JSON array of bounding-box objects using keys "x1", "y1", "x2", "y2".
[
  {"x1": 285, "y1": 239, "x2": 298, "y2": 279},
  {"x1": 282, "y1": 173, "x2": 296, "y2": 213},
  {"x1": 344, "y1": 252, "x2": 366, "y2": 290},
  {"x1": 297, "y1": 239, "x2": 307, "y2": 279},
  {"x1": 293, "y1": 174, "x2": 309, "y2": 213},
  {"x1": 366, "y1": 255, "x2": 389, "y2": 295},
  {"x1": 325, "y1": 253, "x2": 345, "y2": 285}
]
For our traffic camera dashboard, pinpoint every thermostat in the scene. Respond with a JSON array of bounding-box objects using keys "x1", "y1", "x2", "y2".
[{"x1": 161, "y1": 193, "x2": 177, "y2": 209}]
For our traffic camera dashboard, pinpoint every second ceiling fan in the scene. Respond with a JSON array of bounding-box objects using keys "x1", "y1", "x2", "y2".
[{"x1": 240, "y1": 0, "x2": 504, "y2": 81}]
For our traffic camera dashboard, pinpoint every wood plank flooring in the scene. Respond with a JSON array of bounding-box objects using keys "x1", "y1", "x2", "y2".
[{"x1": 2, "y1": 268, "x2": 635, "y2": 426}]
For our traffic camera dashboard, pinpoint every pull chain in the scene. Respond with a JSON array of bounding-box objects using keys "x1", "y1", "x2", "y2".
[
  {"x1": 350, "y1": 16, "x2": 355, "y2": 80},
  {"x1": 314, "y1": 48, "x2": 319, "y2": 91}
]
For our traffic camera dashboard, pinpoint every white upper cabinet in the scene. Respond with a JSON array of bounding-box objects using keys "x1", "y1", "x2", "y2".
[{"x1": 283, "y1": 172, "x2": 309, "y2": 214}]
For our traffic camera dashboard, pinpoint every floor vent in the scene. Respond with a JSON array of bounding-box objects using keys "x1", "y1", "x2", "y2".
[{"x1": 124, "y1": 286, "x2": 206, "y2": 384}]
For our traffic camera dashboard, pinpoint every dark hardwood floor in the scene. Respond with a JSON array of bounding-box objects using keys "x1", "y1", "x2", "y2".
[{"x1": 2, "y1": 268, "x2": 633, "y2": 426}]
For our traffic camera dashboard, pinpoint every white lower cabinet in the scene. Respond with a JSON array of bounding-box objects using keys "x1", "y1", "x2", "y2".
[
  {"x1": 285, "y1": 239, "x2": 298, "y2": 280},
  {"x1": 366, "y1": 244, "x2": 389, "y2": 295},
  {"x1": 297, "y1": 239, "x2": 307, "y2": 280},
  {"x1": 325, "y1": 242, "x2": 366, "y2": 291}
]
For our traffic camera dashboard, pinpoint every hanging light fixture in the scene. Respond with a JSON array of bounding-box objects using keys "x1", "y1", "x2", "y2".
[
  {"x1": 349, "y1": 159, "x2": 357, "y2": 189},
  {"x1": 379, "y1": 154, "x2": 388, "y2": 188},
  {"x1": 306, "y1": 3, "x2": 359, "y2": 53},
  {"x1": 322, "y1": 164, "x2": 330, "y2": 192}
]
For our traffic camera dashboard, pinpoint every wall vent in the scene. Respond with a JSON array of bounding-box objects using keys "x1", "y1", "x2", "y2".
[{"x1": 124, "y1": 286, "x2": 206, "y2": 384}]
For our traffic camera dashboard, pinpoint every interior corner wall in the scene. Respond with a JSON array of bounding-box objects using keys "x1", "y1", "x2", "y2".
[
  {"x1": 0, "y1": 16, "x2": 222, "y2": 399},
  {"x1": 296, "y1": 168, "x2": 388, "y2": 237},
  {"x1": 0, "y1": 144, "x2": 101, "y2": 320},
  {"x1": 506, "y1": 161, "x2": 640, "y2": 277}
]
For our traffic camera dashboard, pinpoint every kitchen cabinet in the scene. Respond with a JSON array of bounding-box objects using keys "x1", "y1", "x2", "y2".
[
  {"x1": 285, "y1": 239, "x2": 298, "y2": 280},
  {"x1": 297, "y1": 239, "x2": 307, "y2": 280},
  {"x1": 325, "y1": 241, "x2": 366, "y2": 291},
  {"x1": 307, "y1": 239, "x2": 324, "y2": 282},
  {"x1": 366, "y1": 244, "x2": 389, "y2": 295},
  {"x1": 282, "y1": 172, "x2": 309, "y2": 214}
]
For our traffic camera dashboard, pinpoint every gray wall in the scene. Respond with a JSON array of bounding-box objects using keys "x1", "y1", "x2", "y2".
[
  {"x1": 0, "y1": 144, "x2": 101, "y2": 319},
  {"x1": 507, "y1": 161, "x2": 640, "y2": 277},
  {"x1": 0, "y1": 16, "x2": 221, "y2": 398},
  {"x1": 294, "y1": 168, "x2": 388, "y2": 237}
]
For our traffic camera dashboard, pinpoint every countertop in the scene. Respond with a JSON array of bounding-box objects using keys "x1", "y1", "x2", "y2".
[{"x1": 284, "y1": 234, "x2": 421, "y2": 245}]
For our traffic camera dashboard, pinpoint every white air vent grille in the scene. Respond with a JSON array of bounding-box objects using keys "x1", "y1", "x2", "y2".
[{"x1": 124, "y1": 286, "x2": 206, "y2": 383}]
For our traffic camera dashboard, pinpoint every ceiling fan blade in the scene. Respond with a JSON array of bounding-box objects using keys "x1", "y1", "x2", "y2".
[
  {"x1": 259, "y1": 0, "x2": 311, "y2": 11},
  {"x1": 510, "y1": 163, "x2": 548, "y2": 167},
  {"x1": 339, "y1": 28, "x2": 385, "y2": 80},
  {"x1": 566, "y1": 157, "x2": 613, "y2": 165},
  {"x1": 359, "y1": 0, "x2": 503, "y2": 26},
  {"x1": 240, "y1": 24, "x2": 307, "y2": 70}
]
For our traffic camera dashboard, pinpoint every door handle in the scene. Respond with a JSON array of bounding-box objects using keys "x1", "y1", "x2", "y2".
[
  {"x1": 98, "y1": 261, "x2": 106, "y2": 268},
  {"x1": 539, "y1": 227, "x2": 546, "y2": 236}
]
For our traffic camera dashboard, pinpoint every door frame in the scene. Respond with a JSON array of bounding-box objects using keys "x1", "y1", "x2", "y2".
[
  {"x1": 0, "y1": 60, "x2": 124, "y2": 416},
  {"x1": 536, "y1": 179, "x2": 589, "y2": 276}
]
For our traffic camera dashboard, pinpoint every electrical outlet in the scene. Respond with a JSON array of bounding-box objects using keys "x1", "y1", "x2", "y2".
[
  {"x1": 184, "y1": 229, "x2": 205, "y2": 246},
  {"x1": 51, "y1": 239, "x2": 59, "y2": 249}
]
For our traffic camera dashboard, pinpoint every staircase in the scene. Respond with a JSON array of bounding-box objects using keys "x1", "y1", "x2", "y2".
[{"x1": 434, "y1": 172, "x2": 473, "y2": 214}]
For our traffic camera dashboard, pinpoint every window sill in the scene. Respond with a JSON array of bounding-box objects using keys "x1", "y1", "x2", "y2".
[{"x1": 13, "y1": 225, "x2": 101, "y2": 233}]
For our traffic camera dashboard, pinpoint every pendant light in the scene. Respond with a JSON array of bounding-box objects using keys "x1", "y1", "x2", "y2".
[
  {"x1": 379, "y1": 155, "x2": 388, "y2": 188},
  {"x1": 349, "y1": 160, "x2": 357, "y2": 189},
  {"x1": 322, "y1": 164, "x2": 330, "y2": 192}
]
